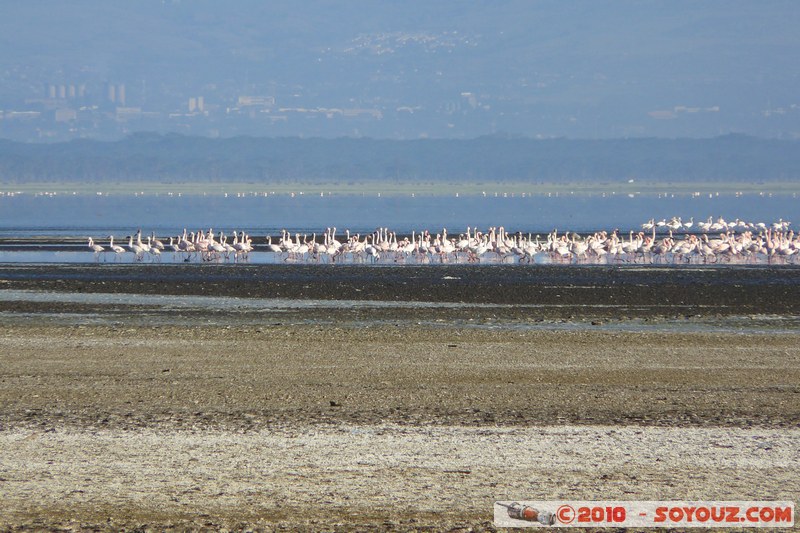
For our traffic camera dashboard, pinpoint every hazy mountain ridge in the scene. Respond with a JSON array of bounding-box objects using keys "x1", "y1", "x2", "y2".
[{"x1": 1, "y1": 134, "x2": 798, "y2": 183}]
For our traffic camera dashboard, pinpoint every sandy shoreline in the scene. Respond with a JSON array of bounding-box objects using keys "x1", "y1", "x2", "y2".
[
  {"x1": 2, "y1": 324, "x2": 799, "y2": 430},
  {"x1": 1, "y1": 267, "x2": 799, "y2": 529},
  {"x1": 2, "y1": 424, "x2": 798, "y2": 531},
  {"x1": 1, "y1": 323, "x2": 799, "y2": 529}
]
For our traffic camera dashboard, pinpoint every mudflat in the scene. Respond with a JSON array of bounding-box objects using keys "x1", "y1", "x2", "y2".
[
  {"x1": 3, "y1": 264, "x2": 800, "y2": 316},
  {"x1": 1, "y1": 264, "x2": 799, "y2": 530}
]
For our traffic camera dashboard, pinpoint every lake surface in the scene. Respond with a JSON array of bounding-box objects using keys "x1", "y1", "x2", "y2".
[{"x1": 0, "y1": 191, "x2": 797, "y2": 238}]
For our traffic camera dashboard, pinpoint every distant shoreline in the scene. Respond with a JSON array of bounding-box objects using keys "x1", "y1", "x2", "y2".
[{"x1": 3, "y1": 180, "x2": 800, "y2": 196}]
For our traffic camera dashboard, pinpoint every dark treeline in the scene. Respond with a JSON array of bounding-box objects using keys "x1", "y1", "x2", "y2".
[{"x1": 1, "y1": 133, "x2": 799, "y2": 183}]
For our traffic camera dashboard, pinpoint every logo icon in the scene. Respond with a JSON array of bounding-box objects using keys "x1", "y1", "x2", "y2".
[{"x1": 497, "y1": 502, "x2": 556, "y2": 525}]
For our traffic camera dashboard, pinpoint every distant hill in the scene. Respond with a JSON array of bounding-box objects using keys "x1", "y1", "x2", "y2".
[
  {"x1": 1, "y1": 134, "x2": 799, "y2": 183},
  {"x1": 1, "y1": 1, "x2": 799, "y2": 139}
]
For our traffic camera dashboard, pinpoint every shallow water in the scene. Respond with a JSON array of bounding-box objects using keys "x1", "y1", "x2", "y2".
[
  {"x1": 1, "y1": 191, "x2": 797, "y2": 265},
  {"x1": 1, "y1": 191, "x2": 797, "y2": 237},
  {"x1": 0, "y1": 249, "x2": 554, "y2": 264}
]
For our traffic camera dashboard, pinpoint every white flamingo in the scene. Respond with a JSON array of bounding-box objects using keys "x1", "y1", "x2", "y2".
[
  {"x1": 127, "y1": 235, "x2": 144, "y2": 261},
  {"x1": 108, "y1": 235, "x2": 125, "y2": 261},
  {"x1": 88, "y1": 237, "x2": 104, "y2": 261}
]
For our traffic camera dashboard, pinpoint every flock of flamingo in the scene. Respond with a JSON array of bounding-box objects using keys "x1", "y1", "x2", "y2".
[{"x1": 85, "y1": 216, "x2": 798, "y2": 265}]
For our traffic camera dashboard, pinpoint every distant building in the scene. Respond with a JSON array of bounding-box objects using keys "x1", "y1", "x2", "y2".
[
  {"x1": 116, "y1": 107, "x2": 142, "y2": 121},
  {"x1": 188, "y1": 96, "x2": 205, "y2": 113},
  {"x1": 47, "y1": 83, "x2": 83, "y2": 101},
  {"x1": 5, "y1": 111, "x2": 41, "y2": 120},
  {"x1": 461, "y1": 92, "x2": 478, "y2": 108},
  {"x1": 107, "y1": 83, "x2": 126, "y2": 105},
  {"x1": 55, "y1": 108, "x2": 77, "y2": 122},
  {"x1": 237, "y1": 95, "x2": 275, "y2": 107},
  {"x1": 341, "y1": 108, "x2": 383, "y2": 119}
]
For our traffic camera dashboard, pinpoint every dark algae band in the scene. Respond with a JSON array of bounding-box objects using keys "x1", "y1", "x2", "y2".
[{"x1": 1, "y1": 264, "x2": 799, "y2": 317}]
